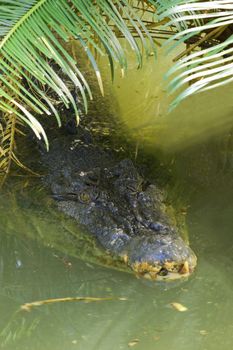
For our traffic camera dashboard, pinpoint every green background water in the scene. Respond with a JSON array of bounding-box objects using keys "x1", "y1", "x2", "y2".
[
  {"x1": 1, "y1": 152, "x2": 233, "y2": 350},
  {"x1": 1, "y1": 51, "x2": 233, "y2": 350}
]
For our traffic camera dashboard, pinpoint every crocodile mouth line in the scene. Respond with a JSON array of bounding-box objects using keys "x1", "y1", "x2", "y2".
[{"x1": 130, "y1": 260, "x2": 196, "y2": 281}]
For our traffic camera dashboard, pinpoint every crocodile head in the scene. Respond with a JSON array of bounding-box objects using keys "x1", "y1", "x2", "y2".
[{"x1": 49, "y1": 147, "x2": 197, "y2": 281}]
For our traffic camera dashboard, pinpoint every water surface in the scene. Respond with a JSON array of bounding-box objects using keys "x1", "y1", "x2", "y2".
[
  {"x1": 1, "y1": 48, "x2": 233, "y2": 350},
  {"x1": 1, "y1": 144, "x2": 233, "y2": 350}
]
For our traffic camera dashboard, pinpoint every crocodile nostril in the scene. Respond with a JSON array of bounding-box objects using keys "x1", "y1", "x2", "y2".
[
  {"x1": 149, "y1": 222, "x2": 170, "y2": 233},
  {"x1": 158, "y1": 268, "x2": 168, "y2": 276},
  {"x1": 149, "y1": 222, "x2": 165, "y2": 231}
]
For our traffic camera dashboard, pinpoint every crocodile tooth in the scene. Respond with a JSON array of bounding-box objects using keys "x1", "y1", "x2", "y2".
[
  {"x1": 149, "y1": 272, "x2": 157, "y2": 280},
  {"x1": 143, "y1": 273, "x2": 152, "y2": 280},
  {"x1": 164, "y1": 261, "x2": 175, "y2": 271},
  {"x1": 179, "y1": 261, "x2": 189, "y2": 274}
]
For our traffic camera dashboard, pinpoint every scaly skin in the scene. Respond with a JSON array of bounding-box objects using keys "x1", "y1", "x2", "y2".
[{"x1": 43, "y1": 129, "x2": 197, "y2": 281}]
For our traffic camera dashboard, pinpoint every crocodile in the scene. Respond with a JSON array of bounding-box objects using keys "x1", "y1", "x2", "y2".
[{"x1": 43, "y1": 126, "x2": 197, "y2": 281}]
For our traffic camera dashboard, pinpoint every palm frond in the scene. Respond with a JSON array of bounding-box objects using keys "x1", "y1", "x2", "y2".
[
  {"x1": 156, "y1": 0, "x2": 233, "y2": 109},
  {"x1": 1, "y1": 0, "x2": 233, "y2": 163},
  {"x1": 0, "y1": 0, "x2": 158, "y2": 148},
  {"x1": 0, "y1": 111, "x2": 17, "y2": 184},
  {"x1": 0, "y1": 107, "x2": 34, "y2": 186}
]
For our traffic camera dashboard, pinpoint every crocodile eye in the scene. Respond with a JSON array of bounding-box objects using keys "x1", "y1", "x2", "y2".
[{"x1": 78, "y1": 191, "x2": 91, "y2": 204}]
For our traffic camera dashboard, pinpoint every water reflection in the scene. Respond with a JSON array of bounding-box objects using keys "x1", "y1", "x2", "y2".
[
  {"x1": 99, "y1": 47, "x2": 233, "y2": 152},
  {"x1": 1, "y1": 45, "x2": 233, "y2": 350},
  {"x1": 0, "y1": 170, "x2": 233, "y2": 350}
]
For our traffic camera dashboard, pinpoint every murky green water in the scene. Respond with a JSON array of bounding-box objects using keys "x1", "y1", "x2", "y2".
[
  {"x1": 1, "y1": 148, "x2": 233, "y2": 350},
  {"x1": 1, "y1": 53, "x2": 233, "y2": 350}
]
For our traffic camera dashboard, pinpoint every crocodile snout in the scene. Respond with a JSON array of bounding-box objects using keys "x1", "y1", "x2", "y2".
[{"x1": 125, "y1": 233, "x2": 197, "y2": 281}]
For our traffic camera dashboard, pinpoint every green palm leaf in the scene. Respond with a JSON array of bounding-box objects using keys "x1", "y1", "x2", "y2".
[
  {"x1": 1, "y1": 0, "x2": 233, "y2": 153},
  {"x1": 0, "y1": 0, "x2": 157, "y2": 148},
  {"x1": 156, "y1": 0, "x2": 233, "y2": 109}
]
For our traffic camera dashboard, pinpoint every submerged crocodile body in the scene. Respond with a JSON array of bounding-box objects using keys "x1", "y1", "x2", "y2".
[{"x1": 44, "y1": 127, "x2": 197, "y2": 281}]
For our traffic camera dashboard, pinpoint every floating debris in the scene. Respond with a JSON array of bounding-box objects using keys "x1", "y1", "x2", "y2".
[
  {"x1": 21, "y1": 296, "x2": 127, "y2": 312},
  {"x1": 170, "y1": 302, "x2": 188, "y2": 312},
  {"x1": 200, "y1": 330, "x2": 208, "y2": 336},
  {"x1": 128, "y1": 339, "x2": 139, "y2": 347},
  {"x1": 153, "y1": 336, "x2": 160, "y2": 341}
]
